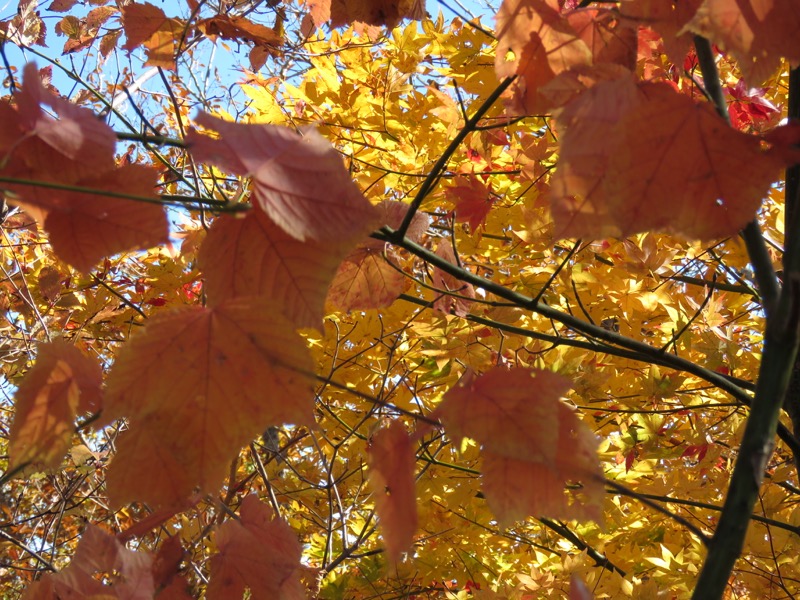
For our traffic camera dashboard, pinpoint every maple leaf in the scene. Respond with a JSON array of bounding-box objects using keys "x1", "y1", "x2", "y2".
[
  {"x1": 620, "y1": 0, "x2": 702, "y2": 66},
  {"x1": 445, "y1": 174, "x2": 494, "y2": 232},
  {"x1": 553, "y1": 80, "x2": 782, "y2": 240},
  {"x1": 306, "y1": 0, "x2": 425, "y2": 28},
  {"x1": 686, "y1": 0, "x2": 800, "y2": 85},
  {"x1": 368, "y1": 421, "x2": 418, "y2": 563},
  {"x1": 327, "y1": 246, "x2": 408, "y2": 312},
  {"x1": 8, "y1": 339, "x2": 102, "y2": 471},
  {"x1": 188, "y1": 113, "x2": 379, "y2": 243},
  {"x1": 104, "y1": 297, "x2": 317, "y2": 507},
  {"x1": 432, "y1": 240, "x2": 475, "y2": 317},
  {"x1": 121, "y1": 2, "x2": 184, "y2": 69},
  {"x1": 198, "y1": 208, "x2": 353, "y2": 330},
  {"x1": 565, "y1": 8, "x2": 637, "y2": 69},
  {"x1": 494, "y1": 0, "x2": 592, "y2": 115},
  {"x1": 207, "y1": 495, "x2": 306, "y2": 600},
  {"x1": 0, "y1": 64, "x2": 169, "y2": 272},
  {"x1": 434, "y1": 368, "x2": 603, "y2": 525},
  {"x1": 24, "y1": 526, "x2": 155, "y2": 599}
]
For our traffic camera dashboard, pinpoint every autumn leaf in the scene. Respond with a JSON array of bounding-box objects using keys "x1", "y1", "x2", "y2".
[
  {"x1": 620, "y1": 0, "x2": 702, "y2": 66},
  {"x1": 17, "y1": 165, "x2": 169, "y2": 273},
  {"x1": 196, "y1": 15, "x2": 282, "y2": 70},
  {"x1": 207, "y1": 495, "x2": 306, "y2": 600},
  {"x1": 368, "y1": 421, "x2": 418, "y2": 563},
  {"x1": 24, "y1": 526, "x2": 155, "y2": 599},
  {"x1": 432, "y1": 240, "x2": 475, "y2": 317},
  {"x1": 553, "y1": 81, "x2": 782, "y2": 240},
  {"x1": 0, "y1": 64, "x2": 168, "y2": 272},
  {"x1": 686, "y1": 0, "x2": 800, "y2": 85},
  {"x1": 495, "y1": 0, "x2": 592, "y2": 114},
  {"x1": 445, "y1": 174, "x2": 494, "y2": 232},
  {"x1": 104, "y1": 297, "x2": 316, "y2": 507},
  {"x1": 434, "y1": 368, "x2": 603, "y2": 525},
  {"x1": 121, "y1": 2, "x2": 184, "y2": 69},
  {"x1": 9, "y1": 339, "x2": 102, "y2": 471},
  {"x1": 307, "y1": 0, "x2": 426, "y2": 28},
  {"x1": 188, "y1": 113, "x2": 379, "y2": 243},
  {"x1": 327, "y1": 246, "x2": 408, "y2": 312},
  {"x1": 198, "y1": 208, "x2": 352, "y2": 330},
  {"x1": 565, "y1": 8, "x2": 637, "y2": 70}
]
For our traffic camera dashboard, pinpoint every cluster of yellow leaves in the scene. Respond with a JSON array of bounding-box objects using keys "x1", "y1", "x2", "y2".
[{"x1": 1, "y1": 0, "x2": 799, "y2": 598}]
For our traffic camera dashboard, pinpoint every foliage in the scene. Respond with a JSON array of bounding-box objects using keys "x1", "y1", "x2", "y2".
[{"x1": 0, "y1": 0, "x2": 799, "y2": 598}]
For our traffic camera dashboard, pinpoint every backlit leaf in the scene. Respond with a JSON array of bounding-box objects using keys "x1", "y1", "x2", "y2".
[
  {"x1": 554, "y1": 81, "x2": 782, "y2": 240},
  {"x1": 327, "y1": 246, "x2": 408, "y2": 312},
  {"x1": 9, "y1": 340, "x2": 102, "y2": 470},
  {"x1": 188, "y1": 113, "x2": 379, "y2": 243},
  {"x1": 198, "y1": 208, "x2": 352, "y2": 330},
  {"x1": 207, "y1": 495, "x2": 306, "y2": 600},
  {"x1": 435, "y1": 368, "x2": 603, "y2": 525},
  {"x1": 104, "y1": 297, "x2": 316, "y2": 507},
  {"x1": 368, "y1": 421, "x2": 417, "y2": 563},
  {"x1": 686, "y1": 0, "x2": 800, "y2": 84}
]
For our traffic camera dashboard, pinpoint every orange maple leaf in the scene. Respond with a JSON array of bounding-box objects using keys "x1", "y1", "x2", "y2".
[
  {"x1": 121, "y1": 2, "x2": 185, "y2": 69},
  {"x1": 207, "y1": 495, "x2": 306, "y2": 599},
  {"x1": 24, "y1": 526, "x2": 155, "y2": 599},
  {"x1": 188, "y1": 113, "x2": 379, "y2": 244},
  {"x1": 198, "y1": 208, "x2": 352, "y2": 330},
  {"x1": 328, "y1": 246, "x2": 408, "y2": 312},
  {"x1": 553, "y1": 80, "x2": 782, "y2": 240},
  {"x1": 368, "y1": 421, "x2": 418, "y2": 563},
  {"x1": 445, "y1": 175, "x2": 494, "y2": 232},
  {"x1": 434, "y1": 368, "x2": 603, "y2": 525},
  {"x1": 495, "y1": 0, "x2": 592, "y2": 115},
  {"x1": 9, "y1": 340, "x2": 102, "y2": 471},
  {"x1": 686, "y1": 0, "x2": 800, "y2": 85},
  {"x1": 103, "y1": 297, "x2": 316, "y2": 507}
]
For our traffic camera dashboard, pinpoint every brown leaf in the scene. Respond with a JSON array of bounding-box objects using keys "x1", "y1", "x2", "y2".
[
  {"x1": 196, "y1": 14, "x2": 282, "y2": 56},
  {"x1": 207, "y1": 495, "x2": 306, "y2": 600},
  {"x1": 104, "y1": 297, "x2": 316, "y2": 507},
  {"x1": 121, "y1": 2, "x2": 184, "y2": 69},
  {"x1": 307, "y1": 0, "x2": 425, "y2": 28},
  {"x1": 432, "y1": 240, "x2": 475, "y2": 317},
  {"x1": 9, "y1": 340, "x2": 103, "y2": 470},
  {"x1": 24, "y1": 526, "x2": 155, "y2": 599},
  {"x1": 188, "y1": 113, "x2": 379, "y2": 243},
  {"x1": 368, "y1": 422, "x2": 417, "y2": 562}
]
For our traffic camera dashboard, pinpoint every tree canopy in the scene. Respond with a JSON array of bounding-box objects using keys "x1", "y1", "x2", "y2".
[{"x1": 0, "y1": 0, "x2": 799, "y2": 598}]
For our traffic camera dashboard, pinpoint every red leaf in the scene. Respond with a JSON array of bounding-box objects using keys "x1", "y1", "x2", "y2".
[
  {"x1": 368, "y1": 422, "x2": 418, "y2": 563},
  {"x1": 445, "y1": 175, "x2": 494, "y2": 232},
  {"x1": 9, "y1": 340, "x2": 103, "y2": 470},
  {"x1": 121, "y1": 2, "x2": 184, "y2": 69},
  {"x1": 104, "y1": 297, "x2": 316, "y2": 507},
  {"x1": 188, "y1": 113, "x2": 379, "y2": 243},
  {"x1": 1, "y1": 65, "x2": 168, "y2": 272},
  {"x1": 434, "y1": 368, "x2": 603, "y2": 525},
  {"x1": 207, "y1": 495, "x2": 306, "y2": 599}
]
